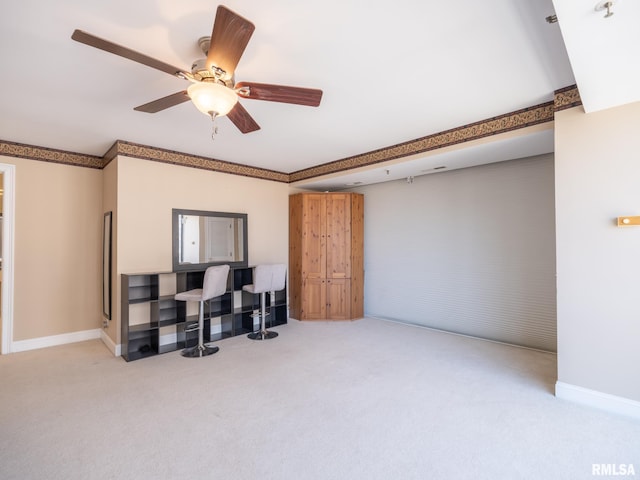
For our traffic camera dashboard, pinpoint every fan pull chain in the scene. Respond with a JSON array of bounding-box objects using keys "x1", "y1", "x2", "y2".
[{"x1": 210, "y1": 111, "x2": 219, "y2": 141}]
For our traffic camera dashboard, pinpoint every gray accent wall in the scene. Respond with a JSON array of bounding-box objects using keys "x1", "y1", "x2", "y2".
[{"x1": 356, "y1": 154, "x2": 556, "y2": 352}]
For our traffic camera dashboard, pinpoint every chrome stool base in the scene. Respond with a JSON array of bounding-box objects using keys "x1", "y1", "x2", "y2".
[
  {"x1": 181, "y1": 344, "x2": 219, "y2": 358},
  {"x1": 247, "y1": 330, "x2": 278, "y2": 341},
  {"x1": 248, "y1": 309, "x2": 278, "y2": 341}
]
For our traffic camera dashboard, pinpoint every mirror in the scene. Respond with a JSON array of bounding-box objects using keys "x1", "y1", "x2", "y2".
[
  {"x1": 172, "y1": 209, "x2": 248, "y2": 271},
  {"x1": 102, "y1": 211, "x2": 112, "y2": 319}
]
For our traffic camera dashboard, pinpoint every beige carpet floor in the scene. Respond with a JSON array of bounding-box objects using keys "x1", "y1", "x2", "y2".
[{"x1": 0, "y1": 317, "x2": 638, "y2": 479}]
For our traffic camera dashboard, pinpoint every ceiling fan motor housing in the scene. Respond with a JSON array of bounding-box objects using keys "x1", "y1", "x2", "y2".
[{"x1": 191, "y1": 58, "x2": 234, "y2": 87}]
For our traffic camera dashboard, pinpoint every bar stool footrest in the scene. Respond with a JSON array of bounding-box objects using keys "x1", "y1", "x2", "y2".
[{"x1": 184, "y1": 323, "x2": 199, "y2": 333}]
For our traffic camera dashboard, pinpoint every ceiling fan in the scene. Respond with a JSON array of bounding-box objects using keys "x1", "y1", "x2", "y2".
[{"x1": 71, "y1": 5, "x2": 323, "y2": 134}]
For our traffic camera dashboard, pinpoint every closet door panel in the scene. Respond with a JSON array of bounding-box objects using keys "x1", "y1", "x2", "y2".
[
  {"x1": 301, "y1": 194, "x2": 326, "y2": 280},
  {"x1": 302, "y1": 277, "x2": 326, "y2": 320},
  {"x1": 326, "y1": 193, "x2": 351, "y2": 279},
  {"x1": 327, "y1": 278, "x2": 350, "y2": 320}
]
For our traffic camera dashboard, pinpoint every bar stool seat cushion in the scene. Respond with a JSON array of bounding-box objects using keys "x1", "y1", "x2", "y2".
[{"x1": 175, "y1": 289, "x2": 205, "y2": 302}]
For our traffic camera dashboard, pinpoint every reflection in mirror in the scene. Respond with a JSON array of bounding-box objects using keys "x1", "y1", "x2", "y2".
[{"x1": 172, "y1": 209, "x2": 248, "y2": 271}]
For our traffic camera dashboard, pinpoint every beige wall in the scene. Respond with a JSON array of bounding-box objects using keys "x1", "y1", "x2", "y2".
[
  {"x1": 114, "y1": 156, "x2": 290, "y2": 343},
  {"x1": 555, "y1": 102, "x2": 640, "y2": 402},
  {"x1": 0, "y1": 155, "x2": 103, "y2": 341},
  {"x1": 0, "y1": 153, "x2": 291, "y2": 347}
]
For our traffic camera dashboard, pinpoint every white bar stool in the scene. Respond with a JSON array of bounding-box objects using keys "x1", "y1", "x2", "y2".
[
  {"x1": 175, "y1": 264, "x2": 230, "y2": 357},
  {"x1": 244, "y1": 264, "x2": 286, "y2": 340}
]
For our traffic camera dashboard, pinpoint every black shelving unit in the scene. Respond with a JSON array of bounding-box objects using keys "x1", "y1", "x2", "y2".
[
  {"x1": 121, "y1": 274, "x2": 165, "y2": 361},
  {"x1": 121, "y1": 267, "x2": 287, "y2": 361}
]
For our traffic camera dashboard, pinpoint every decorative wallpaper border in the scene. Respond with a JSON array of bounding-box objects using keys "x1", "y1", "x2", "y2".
[
  {"x1": 554, "y1": 84, "x2": 582, "y2": 112},
  {"x1": 291, "y1": 102, "x2": 552, "y2": 182},
  {"x1": 1, "y1": 85, "x2": 582, "y2": 183},
  {"x1": 291, "y1": 84, "x2": 582, "y2": 182},
  {"x1": 0, "y1": 140, "x2": 103, "y2": 169},
  {"x1": 109, "y1": 140, "x2": 289, "y2": 183}
]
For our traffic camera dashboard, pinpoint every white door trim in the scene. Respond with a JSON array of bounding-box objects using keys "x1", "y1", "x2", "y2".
[{"x1": 1, "y1": 163, "x2": 15, "y2": 354}]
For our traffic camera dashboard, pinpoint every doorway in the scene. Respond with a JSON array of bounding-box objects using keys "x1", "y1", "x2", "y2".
[{"x1": 0, "y1": 163, "x2": 15, "y2": 354}]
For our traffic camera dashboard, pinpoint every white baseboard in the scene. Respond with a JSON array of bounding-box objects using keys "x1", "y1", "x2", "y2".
[
  {"x1": 100, "y1": 329, "x2": 121, "y2": 357},
  {"x1": 555, "y1": 381, "x2": 640, "y2": 420},
  {"x1": 12, "y1": 328, "x2": 102, "y2": 353}
]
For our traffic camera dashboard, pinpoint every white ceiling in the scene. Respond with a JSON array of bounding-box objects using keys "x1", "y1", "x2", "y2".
[
  {"x1": 552, "y1": 0, "x2": 640, "y2": 113},
  {"x1": 0, "y1": 1, "x2": 637, "y2": 190}
]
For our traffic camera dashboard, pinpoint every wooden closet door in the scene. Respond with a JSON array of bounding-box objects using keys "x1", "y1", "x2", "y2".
[
  {"x1": 301, "y1": 194, "x2": 326, "y2": 280},
  {"x1": 289, "y1": 194, "x2": 303, "y2": 319},
  {"x1": 325, "y1": 193, "x2": 351, "y2": 279}
]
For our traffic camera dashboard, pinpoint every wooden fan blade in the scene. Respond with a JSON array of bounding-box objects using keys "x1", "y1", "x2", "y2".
[
  {"x1": 71, "y1": 29, "x2": 186, "y2": 77},
  {"x1": 227, "y1": 102, "x2": 260, "y2": 134},
  {"x1": 134, "y1": 91, "x2": 190, "y2": 113},
  {"x1": 206, "y1": 6, "x2": 255, "y2": 78},
  {"x1": 235, "y1": 82, "x2": 323, "y2": 107}
]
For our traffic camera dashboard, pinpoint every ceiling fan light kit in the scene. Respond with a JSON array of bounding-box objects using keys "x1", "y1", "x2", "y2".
[
  {"x1": 187, "y1": 82, "x2": 238, "y2": 117},
  {"x1": 71, "y1": 5, "x2": 323, "y2": 135}
]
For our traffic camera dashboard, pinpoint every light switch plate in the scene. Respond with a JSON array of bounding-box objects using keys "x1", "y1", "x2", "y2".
[{"x1": 617, "y1": 216, "x2": 640, "y2": 226}]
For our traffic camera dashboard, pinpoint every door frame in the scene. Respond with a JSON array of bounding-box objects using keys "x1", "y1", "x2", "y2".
[{"x1": 1, "y1": 163, "x2": 15, "y2": 354}]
